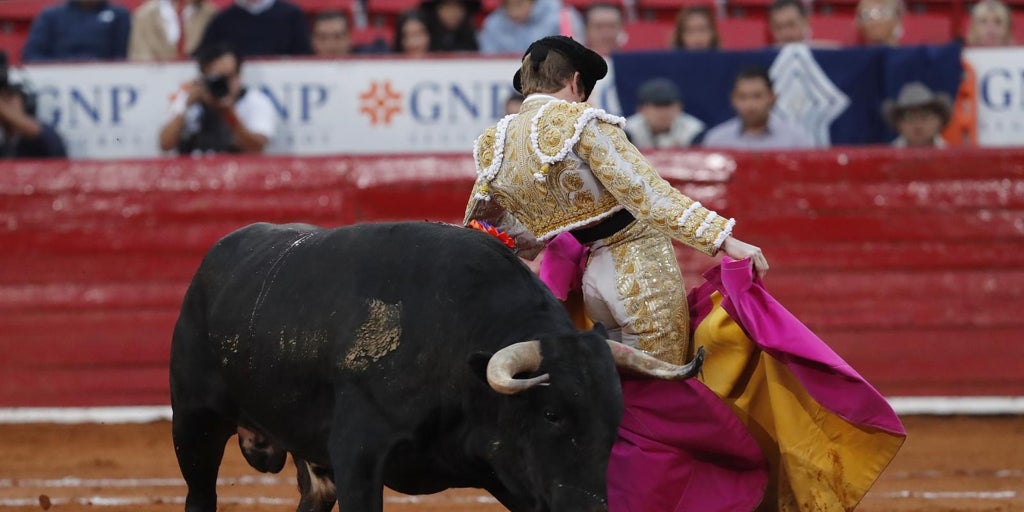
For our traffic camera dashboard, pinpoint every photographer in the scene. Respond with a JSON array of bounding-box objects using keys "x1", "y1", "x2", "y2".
[
  {"x1": 0, "y1": 55, "x2": 67, "y2": 159},
  {"x1": 158, "y1": 44, "x2": 276, "y2": 155}
]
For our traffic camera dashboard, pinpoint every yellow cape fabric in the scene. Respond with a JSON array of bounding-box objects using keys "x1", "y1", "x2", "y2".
[{"x1": 694, "y1": 291, "x2": 906, "y2": 511}]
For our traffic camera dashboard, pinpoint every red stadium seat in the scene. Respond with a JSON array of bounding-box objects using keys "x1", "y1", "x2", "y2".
[
  {"x1": 565, "y1": 0, "x2": 622, "y2": 9},
  {"x1": 366, "y1": 0, "x2": 420, "y2": 15},
  {"x1": 622, "y1": 20, "x2": 675, "y2": 49},
  {"x1": 0, "y1": 30, "x2": 27, "y2": 65},
  {"x1": 727, "y1": 0, "x2": 774, "y2": 17},
  {"x1": 0, "y1": 0, "x2": 60, "y2": 21},
  {"x1": 291, "y1": 0, "x2": 354, "y2": 13},
  {"x1": 809, "y1": 14, "x2": 858, "y2": 46},
  {"x1": 636, "y1": 0, "x2": 716, "y2": 22},
  {"x1": 1014, "y1": 11, "x2": 1024, "y2": 44},
  {"x1": 901, "y1": 12, "x2": 953, "y2": 44},
  {"x1": 718, "y1": 16, "x2": 769, "y2": 48}
]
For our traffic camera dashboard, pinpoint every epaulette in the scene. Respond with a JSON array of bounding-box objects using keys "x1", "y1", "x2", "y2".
[{"x1": 530, "y1": 100, "x2": 625, "y2": 165}]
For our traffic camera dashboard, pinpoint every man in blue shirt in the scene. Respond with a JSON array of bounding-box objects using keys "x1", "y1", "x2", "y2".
[
  {"x1": 703, "y1": 67, "x2": 816, "y2": 150},
  {"x1": 197, "y1": 0, "x2": 312, "y2": 57},
  {"x1": 22, "y1": 0, "x2": 131, "y2": 62}
]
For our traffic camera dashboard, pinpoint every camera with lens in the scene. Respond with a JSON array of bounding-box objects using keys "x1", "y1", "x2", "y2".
[{"x1": 203, "y1": 73, "x2": 231, "y2": 100}]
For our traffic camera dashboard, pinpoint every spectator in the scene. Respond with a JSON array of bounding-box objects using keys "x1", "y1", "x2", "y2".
[
  {"x1": 671, "y1": 6, "x2": 719, "y2": 51},
  {"x1": 703, "y1": 67, "x2": 815, "y2": 149},
  {"x1": 856, "y1": 0, "x2": 903, "y2": 46},
  {"x1": 584, "y1": 3, "x2": 625, "y2": 56},
  {"x1": 479, "y1": 0, "x2": 584, "y2": 54},
  {"x1": 158, "y1": 44, "x2": 277, "y2": 155},
  {"x1": 22, "y1": 0, "x2": 131, "y2": 62},
  {"x1": 505, "y1": 91, "x2": 525, "y2": 115},
  {"x1": 197, "y1": 0, "x2": 312, "y2": 58},
  {"x1": 944, "y1": 0, "x2": 1014, "y2": 145},
  {"x1": 129, "y1": 0, "x2": 216, "y2": 61},
  {"x1": 884, "y1": 81, "x2": 950, "y2": 148},
  {"x1": 624, "y1": 78, "x2": 705, "y2": 149},
  {"x1": 0, "y1": 80, "x2": 66, "y2": 159},
  {"x1": 311, "y1": 11, "x2": 351, "y2": 57},
  {"x1": 967, "y1": 0, "x2": 1014, "y2": 46},
  {"x1": 420, "y1": 0, "x2": 480, "y2": 52},
  {"x1": 769, "y1": 0, "x2": 810, "y2": 46},
  {"x1": 393, "y1": 10, "x2": 433, "y2": 56}
]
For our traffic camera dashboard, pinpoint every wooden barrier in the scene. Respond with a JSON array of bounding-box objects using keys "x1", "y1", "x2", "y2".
[{"x1": 1, "y1": 148, "x2": 1022, "y2": 406}]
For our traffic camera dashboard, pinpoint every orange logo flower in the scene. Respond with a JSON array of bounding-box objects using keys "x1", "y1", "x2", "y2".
[{"x1": 358, "y1": 81, "x2": 403, "y2": 126}]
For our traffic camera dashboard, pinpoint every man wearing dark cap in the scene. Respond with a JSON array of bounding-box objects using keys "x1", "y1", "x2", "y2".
[
  {"x1": 464, "y1": 34, "x2": 769, "y2": 511},
  {"x1": 624, "y1": 77, "x2": 706, "y2": 149}
]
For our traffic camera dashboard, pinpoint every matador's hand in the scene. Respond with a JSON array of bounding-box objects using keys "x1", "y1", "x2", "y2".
[{"x1": 720, "y1": 237, "x2": 769, "y2": 279}]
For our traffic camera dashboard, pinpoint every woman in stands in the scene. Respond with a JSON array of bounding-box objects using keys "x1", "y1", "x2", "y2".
[
  {"x1": 670, "y1": 6, "x2": 720, "y2": 50},
  {"x1": 943, "y1": 0, "x2": 1014, "y2": 146},
  {"x1": 420, "y1": 0, "x2": 480, "y2": 52},
  {"x1": 393, "y1": 9, "x2": 433, "y2": 57},
  {"x1": 967, "y1": 0, "x2": 1015, "y2": 46}
]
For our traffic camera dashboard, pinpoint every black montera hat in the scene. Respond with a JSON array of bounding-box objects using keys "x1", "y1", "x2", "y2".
[{"x1": 512, "y1": 36, "x2": 607, "y2": 101}]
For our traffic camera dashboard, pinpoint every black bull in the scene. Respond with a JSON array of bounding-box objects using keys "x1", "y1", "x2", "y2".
[{"x1": 170, "y1": 222, "x2": 702, "y2": 512}]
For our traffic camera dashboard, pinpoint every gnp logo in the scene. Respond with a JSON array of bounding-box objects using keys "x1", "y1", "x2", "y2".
[{"x1": 359, "y1": 80, "x2": 403, "y2": 126}]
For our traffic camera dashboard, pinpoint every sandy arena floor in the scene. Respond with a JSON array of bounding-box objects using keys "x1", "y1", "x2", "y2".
[{"x1": 0, "y1": 416, "x2": 1022, "y2": 511}]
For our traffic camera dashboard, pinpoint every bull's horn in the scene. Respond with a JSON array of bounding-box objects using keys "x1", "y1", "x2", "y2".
[
  {"x1": 606, "y1": 340, "x2": 704, "y2": 380},
  {"x1": 487, "y1": 340, "x2": 550, "y2": 395}
]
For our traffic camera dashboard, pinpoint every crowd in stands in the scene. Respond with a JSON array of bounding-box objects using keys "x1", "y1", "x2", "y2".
[{"x1": 0, "y1": 0, "x2": 1020, "y2": 158}]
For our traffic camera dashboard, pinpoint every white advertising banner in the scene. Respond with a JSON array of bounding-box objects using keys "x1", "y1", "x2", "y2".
[
  {"x1": 21, "y1": 57, "x2": 622, "y2": 160},
  {"x1": 965, "y1": 47, "x2": 1024, "y2": 147}
]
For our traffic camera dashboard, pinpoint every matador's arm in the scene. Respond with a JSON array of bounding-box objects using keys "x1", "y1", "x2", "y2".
[{"x1": 575, "y1": 120, "x2": 734, "y2": 256}]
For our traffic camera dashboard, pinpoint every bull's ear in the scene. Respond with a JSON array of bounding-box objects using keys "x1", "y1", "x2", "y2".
[
  {"x1": 591, "y1": 323, "x2": 609, "y2": 338},
  {"x1": 468, "y1": 351, "x2": 493, "y2": 385}
]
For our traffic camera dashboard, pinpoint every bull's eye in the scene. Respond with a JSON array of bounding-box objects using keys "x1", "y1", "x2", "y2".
[{"x1": 543, "y1": 409, "x2": 562, "y2": 424}]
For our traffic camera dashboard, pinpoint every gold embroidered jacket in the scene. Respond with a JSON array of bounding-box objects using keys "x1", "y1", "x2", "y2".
[{"x1": 463, "y1": 96, "x2": 734, "y2": 258}]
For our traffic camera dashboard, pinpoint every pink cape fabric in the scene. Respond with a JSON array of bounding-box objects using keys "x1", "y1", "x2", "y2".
[
  {"x1": 609, "y1": 377, "x2": 768, "y2": 512},
  {"x1": 538, "y1": 242, "x2": 905, "y2": 511},
  {"x1": 539, "y1": 233, "x2": 588, "y2": 301},
  {"x1": 691, "y1": 258, "x2": 905, "y2": 435}
]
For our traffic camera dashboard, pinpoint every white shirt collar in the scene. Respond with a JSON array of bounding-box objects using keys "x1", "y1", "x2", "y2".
[
  {"x1": 157, "y1": 0, "x2": 197, "y2": 46},
  {"x1": 522, "y1": 94, "x2": 558, "y2": 104}
]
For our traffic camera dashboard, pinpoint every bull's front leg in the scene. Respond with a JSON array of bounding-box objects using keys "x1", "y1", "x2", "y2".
[
  {"x1": 171, "y1": 408, "x2": 236, "y2": 512},
  {"x1": 328, "y1": 401, "x2": 390, "y2": 512}
]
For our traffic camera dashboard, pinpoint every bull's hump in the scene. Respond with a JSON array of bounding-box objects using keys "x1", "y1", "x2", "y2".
[{"x1": 343, "y1": 298, "x2": 403, "y2": 371}]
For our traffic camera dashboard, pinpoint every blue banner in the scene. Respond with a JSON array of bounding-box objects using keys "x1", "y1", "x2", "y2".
[{"x1": 611, "y1": 44, "x2": 962, "y2": 146}]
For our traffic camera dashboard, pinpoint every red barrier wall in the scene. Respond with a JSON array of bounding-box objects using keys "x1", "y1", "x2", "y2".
[{"x1": 2, "y1": 149, "x2": 1022, "y2": 406}]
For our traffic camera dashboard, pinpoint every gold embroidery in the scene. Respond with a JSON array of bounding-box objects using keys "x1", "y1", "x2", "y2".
[
  {"x1": 607, "y1": 222, "x2": 690, "y2": 364},
  {"x1": 466, "y1": 98, "x2": 623, "y2": 240},
  {"x1": 579, "y1": 121, "x2": 729, "y2": 256},
  {"x1": 464, "y1": 97, "x2": 732, "y2": 249},
  {"x1": 572, "y1": 190, "x2": 596, "y2": 208},
  {"x1": 535, "y1": 102, "x2": 590, "y2": 158},
  {"x1": 475, "y1": 127, "x2": 497, "y2": 171},
  {"x1": 561, "y1": 171, "x2": 584, "y2": 191}
]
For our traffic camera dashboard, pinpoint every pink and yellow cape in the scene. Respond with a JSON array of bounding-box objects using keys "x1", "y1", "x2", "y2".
[{"x1": 540, "y1": 235, "x2": 906, "y2": 512}]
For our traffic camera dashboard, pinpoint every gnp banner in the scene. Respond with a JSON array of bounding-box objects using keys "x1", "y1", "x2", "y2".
[
  {"x1": 20, "y1": 57, "x2": 622, "y2": 160},
  {"x1": 965, "y1": 47, "x2": 1024, "y2": 147}
]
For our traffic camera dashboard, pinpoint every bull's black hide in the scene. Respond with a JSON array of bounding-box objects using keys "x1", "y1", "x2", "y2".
[{"x1": 170, "y1": 222, "x2": 624, "y2": 512}]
